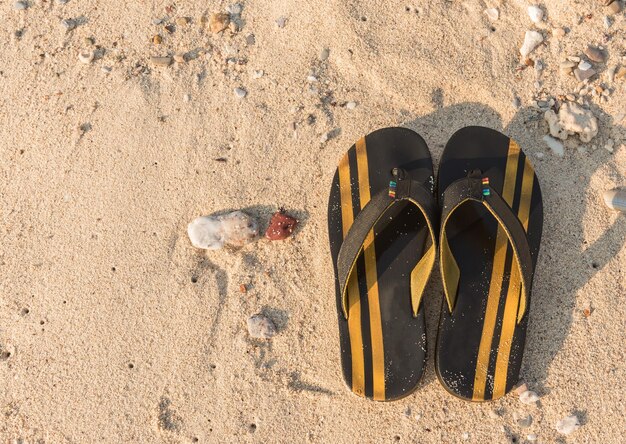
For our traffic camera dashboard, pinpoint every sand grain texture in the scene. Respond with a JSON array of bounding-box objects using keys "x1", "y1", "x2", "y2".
[{"x1": 1, "y1": 0, "x2": 625, "y2": 442}]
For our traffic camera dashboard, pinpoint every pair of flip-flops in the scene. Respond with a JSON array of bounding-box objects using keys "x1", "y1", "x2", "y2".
[{"x1": 328, "y1": 127, "x2": 543, "y2": 401}]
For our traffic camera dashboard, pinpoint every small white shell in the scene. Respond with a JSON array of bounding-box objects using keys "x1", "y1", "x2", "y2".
[
  {"x1": 520, "y1": 31, "x2": 543, "y2": 58},
  {"x1": 78, "y1": 49, "x2": 95, "y2": 64},
  {"x1": 528, "y1": 6, "x2": 544, "y2": 24},
  {"x1": 187, "y1": 211, "x2": 258, "y2": 250},
  {"x1": 485, "y1": 8, "x2": 499, "y2": 21},
  {"x1": 519, "y1": 390, "x2": 540, "y2": 404},
  {"x1": 247, "y1": 314, "x2": 277, "y2": 339},
  {"x1": 556, "y1": 415, "x2": 580, "y2": 435},
  {"x1": 603, "y1": 189, "x2": 626, "y2": 212}
]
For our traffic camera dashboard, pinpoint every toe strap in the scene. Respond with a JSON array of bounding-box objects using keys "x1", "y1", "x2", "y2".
[{"x1": 337, "y1": 168, "x2": 438, "y2": 318}]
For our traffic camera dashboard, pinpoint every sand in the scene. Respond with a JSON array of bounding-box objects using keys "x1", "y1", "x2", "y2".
[{"x1": 1, "y1": 0, "x2": 625, "y2": 442}]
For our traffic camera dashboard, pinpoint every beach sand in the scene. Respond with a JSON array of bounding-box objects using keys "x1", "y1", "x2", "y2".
[{"x1": 1, "y1": 0, "x2": 624, "y2": 442}]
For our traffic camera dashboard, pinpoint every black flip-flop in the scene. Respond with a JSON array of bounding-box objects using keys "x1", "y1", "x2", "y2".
[
  {"x1": 435, "y1": 126, "x2": 543, "y2": 401},
  {"x1": 328, "y1": 127, "x2": 437, "y2": 401}
]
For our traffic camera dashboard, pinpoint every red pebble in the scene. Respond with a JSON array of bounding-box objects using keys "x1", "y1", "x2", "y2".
[{"x1": 265, "y1": 210, "x2": 298, "y2": 240}]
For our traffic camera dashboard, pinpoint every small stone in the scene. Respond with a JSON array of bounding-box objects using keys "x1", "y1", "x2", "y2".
[
  {"x1": 188, "y1": 211, "x2": 258, "y2": 250},
  {"x1": 614, "y1": 66, "x2": 626, "y2": 80},
  {"x1": 462, "y1": 432, "x2": 469, "y2": 440},
  {"x1": 584, "y1": 46, "x2": 606, "y2": 63},
  {"x1": 14, "y1": 1, "x2": 28, "y2": 10},
  {"x1": 527, "y1": 6, "x2": 544, "y2": 23},
  {"x1": 152, "y1": 18, "x2": 163, "y2": 25},
  {"x1": 320, "y1": 48, "x2": 330, "y2": 61},
  {"x1": 346, "y1": 101, "x2": 357, "y2": 110},
  {"x1": 527, "y1": 434, "x2": 538, "y2": 442},
  {"x1": 229, "y1": 21, "x2": 239, "y2": 33},
  {"x1": 556, "y1": 415, "x2": 580, "y2": 435},
  {"x1": 520, "y1": 31, "x2": 543, "y2": 58},
  {"x1": 101, "y1": 66, "x2": 112, "y2": 74},
  {"x1": 485, "y1": 8, "x2": 499, "y2": 21},
  {"x1": 512, "y1": 96, "x2": 521, "y2": 109},
  {"x1": 578, "y1": 60, "x2": 592, "y2": 71},
  {"x1": 234, "y1": 87, "x2": 247, "y2": 98},
  {"x1": 265, "y1": 210, "x2": 298, "y2": 240},
  {"x1": 560, "y1": 60, "x2": 577, "y2": 69},
  {"x1": 173, "y1": 53, "x2": 185, "y2": 63},
  {"x1": 247, "y1": 314, "x2": 277, "y2": 339},
  {"x1": 56, "y1": 0, "x2": 70, "y2": 3},
  {"x1": 553, "y1": 27, "x2": 566, "y2": 39},
  {"x1": 566, "y1": 94, "x2": 576, "y2": 101},
  {"x1": 307, "y1": 75, "x2": 318, "y2": 82},
  {"x1": 604, "y1": 139, "x2": 615, "y2": 153},
  {"x1": 320, "y1": 132, "x2": 329, "y2": 143},
  {"x1": 603, "y1": 16, "x2": 612, "y2": 29},
  {"x1": 574, "y1": 68, "x2": 596, "y2": 82},
  {"x1": 164, "y1": 24, "x2": 175, "y2": 34},
  {"x1": 246, "y1": 34, "x2": 256, "y2": 45},
  {"x1": 535, "y1": 152, "x2": 545, "y2": 159},
  {"x1": 515, "y1": 413, "x2": 533, "y2": 428},
  {"x1": 152, "y1": 34, "x2": 162, "y2": 44},
  {"x1": 607, "y1": 1, "x2": 623, "y2": 14},
  {"x1": 209, "y1": 12, "x2": 230, "y2": 33},
  {"x1": 183, "y1": 94, "x2": 191, "y2": 103},
  {"x1": 276, "y1": 17, "x2": 287, "y2": 28},
  {"x1": 519, "y1": 390, "x2": 540, "y2": 404},
  {"x1": 567, "y1": 56, "x2": 581, "y2": 63},
  {"x1": 543, "y1": 135, "x2": 565, "y2": 156},
  {"x1": 607, "y1": 65, "x2": 617, "y2": 82},
  {"x1": 150, "y1": 56, "x2": 172, "y2": 67},
  {"x1": 252, "y1": 70, "x2": 264, "y2": 79},
  {"x1": 61, "y1": 18, "x2": 77, "y2": 31},
  {"x1": 175, "y1": 17, "x2": 189, "y2": 26},
  {"x1": 239, "y1": 284, "x2": 247, "y2": 293},
  {"x1": 78, "y1": 49, "x2": 95, "y2": 64}
]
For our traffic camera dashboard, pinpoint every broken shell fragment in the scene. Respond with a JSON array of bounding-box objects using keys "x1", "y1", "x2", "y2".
[
  {"x1": 78, "y1": 49, "x2": 95, "y2": 64},
  {"x1": 187, "y1": 211, "x2": 258, "y2": 250},
  {"x1": 265, "y1": 210, "x2": 298, "y2": 240},
  {"x1": 556, "y1": 415, "x2": 580, "y2": 435},
  {"x1": 603, "y1": 189, "x2": 626, "y2": 212},
  {"x1": 520, "y1": 31, "x2": 543, "y2": 58},
  {"x1": 247, "y1": 314, "x2": 277, "y2": 339},
  {"x1": 544, "y1": 102, "x2": 598, "y2": 143},
  {"x1": 519, "y1": 390, "x2": 540, "y2": 404}
]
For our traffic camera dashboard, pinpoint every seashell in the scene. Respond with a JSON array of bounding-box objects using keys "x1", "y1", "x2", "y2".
[
  {"x1": 78, "y1": 49, "x2": 95, "y2": 64},
  {"x1": 485, "y1": 8, "x2": 499, "y2": 21},
  {"x1": 519, "y1": 390, "x2": 540, "y2": 404},
  {"x1": 603, "y1": 189, "x2": 626, "y2": 212},
  {"x1": 187, "y1": 211, "x2": 258, "y2": 250},
  {"x1": 265, "y1": 210, "x2": 298, "y2": 240},
  {"x1": 515, "y1": 413, "x2": 533, "y2": 428},
  {"x1": 556, "y1": 415, "x2": 580, "y2": 435},
  {"x1": 520, "y1": 31, "x2": 543, "y2": 58},
  {"x1": 247, "y1": 314, "x2": 277, "y2": 339},
  {"x1": 528, "y1": 6, "x2": 544, "y2": 23}
]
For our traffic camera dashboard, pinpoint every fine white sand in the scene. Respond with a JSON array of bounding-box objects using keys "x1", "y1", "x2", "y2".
[{"x1": 1, "y1": 0, "x2": 624, "y2": 442}]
